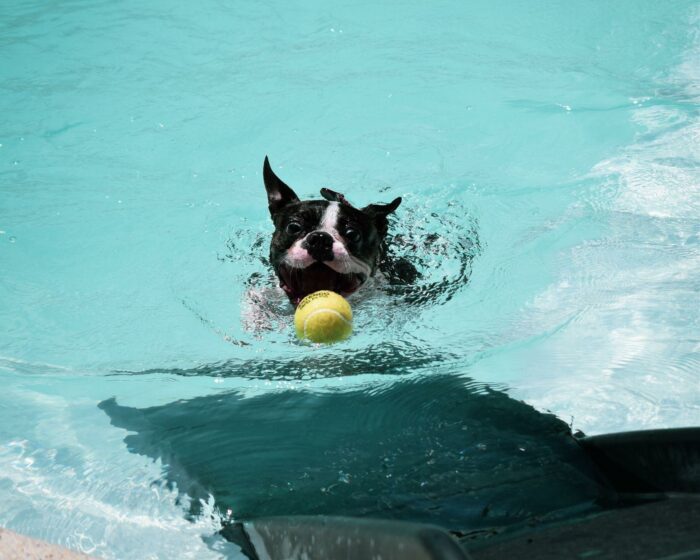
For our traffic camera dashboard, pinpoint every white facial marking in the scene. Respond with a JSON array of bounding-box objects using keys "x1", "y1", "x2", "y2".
[
  {"x1": 320, "y1": 202, "x2": 347, "y2": 257},
  {"x1": 320, "y1": 202, "x2": 341, "y2": 239},
  {"x1": 318, "y1": 202, "x2": 371, "y2": 278},
  {"x1": 284, "y1": 239, "x2": 314, "y2": 268}
]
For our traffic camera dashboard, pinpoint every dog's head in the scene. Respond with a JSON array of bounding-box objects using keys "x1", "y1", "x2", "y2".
[{"x1": 263, "y1": 157, "x2": 401, "y2": 305}]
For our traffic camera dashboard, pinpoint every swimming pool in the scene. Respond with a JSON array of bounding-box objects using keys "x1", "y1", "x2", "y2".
[{"x1": 1, "y1": 1, "x2": 698, "y2": 557}]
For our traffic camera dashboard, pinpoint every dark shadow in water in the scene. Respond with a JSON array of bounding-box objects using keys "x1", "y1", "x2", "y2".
[
  {"x1": 99, "y1": 375, "x2": 608, "y2": 535},
  {"x1": 113, "y1": 342, "x2": 458, "y2": 380}
]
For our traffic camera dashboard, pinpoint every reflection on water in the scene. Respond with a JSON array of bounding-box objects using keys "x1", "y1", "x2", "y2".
[{"x1": 100, "y1": 375, "x2": 606, "y2": 536}]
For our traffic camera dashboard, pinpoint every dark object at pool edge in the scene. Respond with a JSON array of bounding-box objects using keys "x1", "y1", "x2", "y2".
[
  {"x1": 578, "y1": 427, "x2": 700, "y2": 494},
  {"x1": 222, "y1": 516, "x2": 470, "y2": 560}
]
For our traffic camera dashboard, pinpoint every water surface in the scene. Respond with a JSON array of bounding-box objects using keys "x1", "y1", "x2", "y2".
[{"x1": 1, "y1": 1, "x2": 699, "y2": 557}]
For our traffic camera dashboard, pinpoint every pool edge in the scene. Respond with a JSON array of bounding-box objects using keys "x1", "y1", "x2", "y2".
[{"x1": 0, "y1": 527, "x2": 95, "y2": 560}]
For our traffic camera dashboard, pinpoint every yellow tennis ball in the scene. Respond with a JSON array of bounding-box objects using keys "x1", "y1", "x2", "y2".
[{"x1": 294, "y1": 290, "x2": 353, "y2": 343}]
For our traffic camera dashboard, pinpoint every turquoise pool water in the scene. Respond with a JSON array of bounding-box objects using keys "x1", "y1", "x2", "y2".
[{"x1": 1, "y1": 1, "x2": 699, "y2": 557}]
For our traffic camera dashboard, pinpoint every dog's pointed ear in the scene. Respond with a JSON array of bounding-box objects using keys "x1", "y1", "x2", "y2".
[
  {"x1": 362, "y1": 197, "x2": 402, "y2": 218},
  {"x1": 362, "y1": 197, "x2": 402, "y2": 236},
  {"x1": 320, "y1": 188, "x2": 353, "y2": 206},
  {"x1": 263, "y1": 156, "x2": 299, "y2": 216}
]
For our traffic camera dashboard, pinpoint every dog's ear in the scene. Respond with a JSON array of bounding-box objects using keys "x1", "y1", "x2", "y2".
[
  {"x1": 263, "y1": 156, "x2": 299, "y2": 216},
  {"x1": 362, "y1": 197, "x2": 402, "y2": 218},
  {"x1": 320, "y1": 188, "x2": 352, "y2": 206},
  {"x1": 362, "y1": 197, "x2": 402, "y2": 236}
]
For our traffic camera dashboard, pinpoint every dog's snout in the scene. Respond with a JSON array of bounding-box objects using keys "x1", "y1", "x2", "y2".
[
  {"x1": 306, "y1": 231, "x2": 333, "y2": 250},
  {"x1": 303, "y1": 231, "x2": 334, "y2": 260}
]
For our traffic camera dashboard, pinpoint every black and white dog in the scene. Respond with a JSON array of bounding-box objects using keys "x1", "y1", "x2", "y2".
[{"x1": 263, "y1": 156, "x2": 403, "y2": 306}]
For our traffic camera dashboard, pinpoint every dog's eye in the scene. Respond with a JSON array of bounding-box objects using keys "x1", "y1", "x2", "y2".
[
  {"x1": 286, "y1": 222, "x2": 303, "y2": 236},
  {"x1": 345, "y1": 228, "x2": 361, "y2": 243}
]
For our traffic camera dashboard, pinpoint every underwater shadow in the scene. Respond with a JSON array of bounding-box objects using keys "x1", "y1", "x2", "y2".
[{"x1": 99, "y1": 375, "x2": 608, "y2": 535}]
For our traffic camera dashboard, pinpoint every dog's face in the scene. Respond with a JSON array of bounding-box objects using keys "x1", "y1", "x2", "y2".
[{"x1": 263, "y1": 157, "x2": 401, "y2": 305}]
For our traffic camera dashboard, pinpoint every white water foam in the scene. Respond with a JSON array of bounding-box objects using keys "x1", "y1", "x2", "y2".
[{"x1": 510, "y1": 12, "x2": 700, "y2": 435}]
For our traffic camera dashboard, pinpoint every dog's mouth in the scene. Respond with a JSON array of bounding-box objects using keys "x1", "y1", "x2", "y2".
[{"x1": 278, "y1": 262, "x2": 366, "y2": 305}]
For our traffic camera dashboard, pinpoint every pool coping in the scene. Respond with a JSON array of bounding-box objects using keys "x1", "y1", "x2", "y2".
[{"x1": 0, "y1": 527, "x2": 95, "y2": 560}]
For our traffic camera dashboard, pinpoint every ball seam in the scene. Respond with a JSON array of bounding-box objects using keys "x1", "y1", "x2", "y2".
[{"x1": 303, "y1": 309, "x2": 352, "y2": 340}]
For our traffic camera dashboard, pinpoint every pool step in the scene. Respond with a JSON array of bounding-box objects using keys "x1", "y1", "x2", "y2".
[{"x1": 221, "y1": 516, "x2": 471, "y2": 560}]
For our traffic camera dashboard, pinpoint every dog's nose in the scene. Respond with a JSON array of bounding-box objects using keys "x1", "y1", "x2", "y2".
[{"x1": 303, "y1": 231, "x2": 334, "y2": 261}]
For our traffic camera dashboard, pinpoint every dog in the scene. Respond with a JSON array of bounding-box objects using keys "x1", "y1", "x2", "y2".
[{"x1": 263, "y1": 156, "x2": 404, "y2": 306}]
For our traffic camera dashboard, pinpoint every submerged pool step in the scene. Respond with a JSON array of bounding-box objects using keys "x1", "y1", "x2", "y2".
[
  {"x1": 221, "y1": 516, "x2": 471, "y2": 560},
  {"x1": 223, "y1": 498, "x2": 700, "y2": 560}
]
